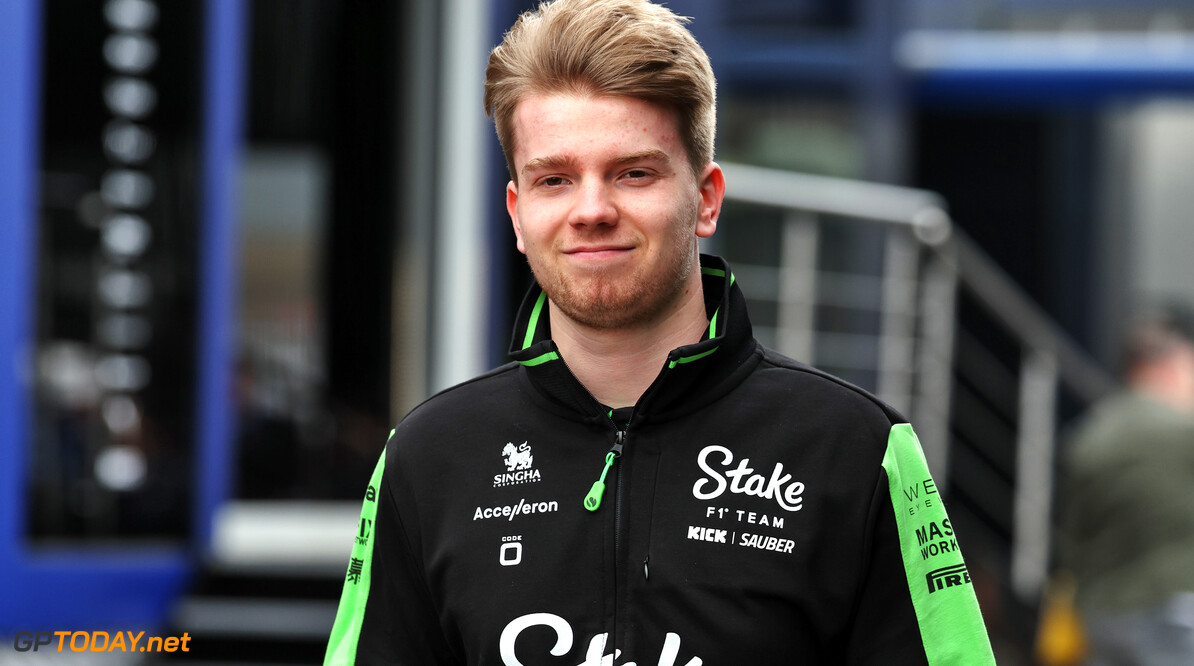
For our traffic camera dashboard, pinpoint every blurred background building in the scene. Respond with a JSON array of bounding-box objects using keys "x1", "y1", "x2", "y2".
[{"x1": 2, "y1": 0, "x2": 1194, "y2": 663}]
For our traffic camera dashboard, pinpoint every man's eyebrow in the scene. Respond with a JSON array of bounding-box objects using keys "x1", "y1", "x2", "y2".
[
  {"x1": 611, "y1": 149, "x2": 671, "y2": 168},
  {"x1": 520, "y1": 155, "x2": 572, "y2": 178},
  {"x1": 520, "y1": 150, "x2": 673, "y2": 178}
]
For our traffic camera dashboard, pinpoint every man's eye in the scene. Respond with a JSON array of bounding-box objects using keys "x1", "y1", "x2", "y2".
[{"x1": 542, "y1": 176, "x2": 566, "y2": 187}]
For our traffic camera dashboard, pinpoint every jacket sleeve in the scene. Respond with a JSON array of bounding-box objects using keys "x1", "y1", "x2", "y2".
[
  {"x1": 324, "y1": 436, "x2": 460, "y2": 665},
  {"x1": 845, "y1": 424, "x2": 996, "y2": 666}
]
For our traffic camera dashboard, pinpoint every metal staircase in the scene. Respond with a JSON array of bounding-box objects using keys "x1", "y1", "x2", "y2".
[{"x1": 717, "y1": 162, "x2": 1118, "y2": 657}]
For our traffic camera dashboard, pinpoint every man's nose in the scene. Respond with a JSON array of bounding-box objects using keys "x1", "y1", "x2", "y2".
[{"x1": 568, "y1": 180, "x2": 617, "y2": 228}]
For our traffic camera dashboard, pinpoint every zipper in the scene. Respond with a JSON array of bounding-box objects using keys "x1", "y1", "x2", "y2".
[
  {"x1": 580, "y1": 424, "x2": 629, "y2": 662},
  {"x1": 612, "y1": 429, "x2": 627, "y2": 559},
  {"x1": 612, "y1": 428, "x2": 628, "y2": 662},
  {"x1": 584, "y1": 429, "x2": 624, "y2": 511},
  {"x1": 548, "y1": 351, "x2": 642, "y2": 653}
]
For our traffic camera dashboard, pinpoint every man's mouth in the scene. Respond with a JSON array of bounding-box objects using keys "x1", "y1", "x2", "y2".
[{"x1": 563, "y1": 245, "x2": 634, "y2": 257}]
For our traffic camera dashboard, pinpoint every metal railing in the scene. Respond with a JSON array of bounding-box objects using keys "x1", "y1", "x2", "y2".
[{"x1": 718, "y1": 162, "x2": 1117, "y2": 602}]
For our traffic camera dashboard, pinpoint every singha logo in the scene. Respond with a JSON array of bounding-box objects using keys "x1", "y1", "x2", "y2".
[
  {"x1": 503, "y1": 442, "x2": 534, "y2": 471},
  {"x1": 494, "y1": 442, "x2": 541, "y2": 488}
]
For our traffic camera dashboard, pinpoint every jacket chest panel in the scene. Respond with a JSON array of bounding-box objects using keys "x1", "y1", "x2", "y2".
[
  {"x1": 621, "y1": 424, "x2": 864, "y2": 634},
  {"x1": 415, "y1": 427, "x2": 612, "y2": 654},
  {"x1": 408, "y1": 409, "x2": 877, "y2": 663}
]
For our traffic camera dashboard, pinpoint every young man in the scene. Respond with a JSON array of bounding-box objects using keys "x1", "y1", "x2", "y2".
[{"x1": 325, "y1": 1, "x2": 995, "y2": 663}]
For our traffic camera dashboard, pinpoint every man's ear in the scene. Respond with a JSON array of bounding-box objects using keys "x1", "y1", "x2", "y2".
[
  {"x1": 696, "y1": 162, "x2": 725, "y2": 239},
  {"x1": 507, "y1": 180, "x2": 526, "y2": 254}
]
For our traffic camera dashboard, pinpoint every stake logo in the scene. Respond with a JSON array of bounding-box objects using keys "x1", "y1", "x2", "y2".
[
  {"x1": 692, "y1": 445, "x2": 804, "y2": 512},
  {"x1": 499, "y1": 613, "x2": 701, "y2": 666}
]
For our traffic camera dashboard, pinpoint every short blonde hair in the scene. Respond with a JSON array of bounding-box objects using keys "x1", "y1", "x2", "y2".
[{"x1": 484, "y1": 0, "x2": 716, "y2": 182}]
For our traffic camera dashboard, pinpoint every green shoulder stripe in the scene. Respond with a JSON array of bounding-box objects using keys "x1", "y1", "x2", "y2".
[
  {"x1": 324, "y1": 447, "x2": 388, "y2": 665},
  {"x1": 882, "y1": 424, "x2": 995, "y2": 665}
]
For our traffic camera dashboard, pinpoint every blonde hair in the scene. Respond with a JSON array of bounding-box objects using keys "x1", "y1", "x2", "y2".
[{"x1": 485, "y1": 0, "x2": 716, "y2": 181}]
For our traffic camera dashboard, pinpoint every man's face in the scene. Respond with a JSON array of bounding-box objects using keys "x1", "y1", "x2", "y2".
[{"x1": 506, "y1": 92, "x2": 722, "y2": 330}]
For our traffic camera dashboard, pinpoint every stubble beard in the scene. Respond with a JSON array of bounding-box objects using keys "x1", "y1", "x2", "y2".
[{"x1": 529, "y1": 197, "x2": 701, "y2": 331}]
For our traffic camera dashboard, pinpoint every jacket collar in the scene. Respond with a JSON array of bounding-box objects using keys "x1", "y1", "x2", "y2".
[{"x1": 508, "y1": 254, "x2": 760, "y2": 426}]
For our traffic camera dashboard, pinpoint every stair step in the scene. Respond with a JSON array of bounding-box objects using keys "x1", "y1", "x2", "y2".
[{"x1": 172, "y1": 598, "x2": 337, "y2": 640}]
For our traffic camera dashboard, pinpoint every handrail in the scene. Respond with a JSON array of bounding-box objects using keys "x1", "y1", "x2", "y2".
[
  {"x1": 719, "y1": 161, "x2": 1118, "y2": 401},
  {"x1": 948, "y1": 234, "x2": 1118, "y2": 403},
  {"x1": 720, "y1": 161, "x2": 1119, "y2": 600},
  {"x1": 721, "y1": 162, "x2": 952, "y2": 241}
]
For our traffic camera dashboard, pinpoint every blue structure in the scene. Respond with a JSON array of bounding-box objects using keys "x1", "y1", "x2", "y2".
[{"x1": 0, "y1": 0, "x2": 244, "y2": 633}]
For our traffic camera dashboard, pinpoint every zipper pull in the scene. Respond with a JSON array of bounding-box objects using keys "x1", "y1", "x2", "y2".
[
  {"x1": 643, "y1": 554, "x2": 650, "y2": 580},
  {"x1": 584, "y1": 431, "x2": 625, "y2": 511}
]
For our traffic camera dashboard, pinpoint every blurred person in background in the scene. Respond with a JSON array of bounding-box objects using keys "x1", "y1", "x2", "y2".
[
  {"x1": 1057, "y1": 303, "x2": 1194, "y2": 665},
  {"x1": 324, "y1": 0, "x2": 995, "y2": 663}
]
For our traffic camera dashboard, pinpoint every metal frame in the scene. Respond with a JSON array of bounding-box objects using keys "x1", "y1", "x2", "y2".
[
  {"x1": 718, "y1": 161, "x2": 1117, "y2": 601},
  {"x1": 721, "y1": 162, "x2": 956, "y2": 471},
  {"x1": 430, "y1": 0, "x2": 494, "y2": 393}
]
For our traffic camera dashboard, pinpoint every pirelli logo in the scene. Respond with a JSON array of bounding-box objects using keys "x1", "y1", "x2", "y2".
[{"x1": 926, "y1": 564, "x2": 971, "y2": 594}]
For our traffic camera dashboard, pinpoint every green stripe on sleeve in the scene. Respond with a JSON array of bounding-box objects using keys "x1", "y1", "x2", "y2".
[
  {"x1": 882, "y1": 424, "x2": 995, "y2": 666},
  {"x1": 324, "y1": 449, "x2": 388, "y2": 665}
]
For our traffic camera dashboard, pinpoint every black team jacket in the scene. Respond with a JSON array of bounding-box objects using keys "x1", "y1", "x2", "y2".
[{"x1": 325, "y1": 255, "x2": 995, "y2": 665}]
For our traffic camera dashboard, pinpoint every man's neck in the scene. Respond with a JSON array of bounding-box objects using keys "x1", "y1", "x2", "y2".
[{"x1": 549, "y1": 281, "x2": 709, "y2": 410}]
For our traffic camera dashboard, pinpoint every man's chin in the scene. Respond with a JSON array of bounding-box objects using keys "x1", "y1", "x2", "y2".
[
  {"x1": 534, "y1": 265, "x2": 683, "y2": 330},
  {"x1": 553, "y1": 288, "x2": 668, "y2": 330},
  {"x1": 556, "y1": 304, "x2": 641, "y2": 331}
]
